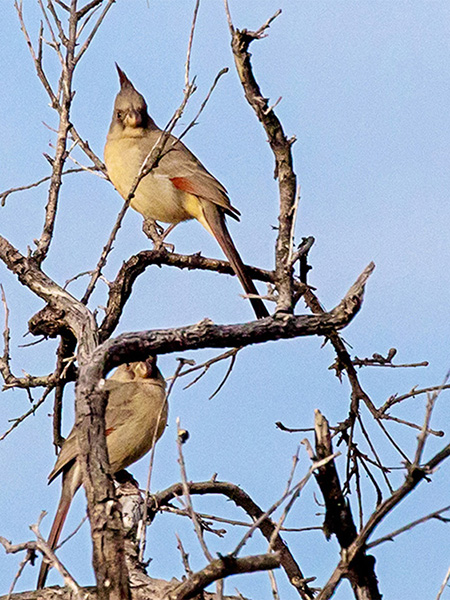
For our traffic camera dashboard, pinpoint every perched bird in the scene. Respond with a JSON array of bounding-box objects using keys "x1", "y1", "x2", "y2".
[
  {"x1": 104, "y1": 65, "x2": 269, "y2": 320},
  {"x1": 37, "y1": 358, "x2": 167, "y2": 589}
]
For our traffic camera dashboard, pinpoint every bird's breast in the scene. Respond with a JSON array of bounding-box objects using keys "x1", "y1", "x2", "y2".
[
  {"x1": 106, "y1": 383, "x2": 168, "y2": 474},
  {"x1": 104, "y1": 134, "x2": 193, "y2": 224}
]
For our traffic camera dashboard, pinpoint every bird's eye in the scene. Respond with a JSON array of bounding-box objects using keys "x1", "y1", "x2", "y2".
[{"x1": 116, "y1": 110, "x2": 123, "y2": 120}]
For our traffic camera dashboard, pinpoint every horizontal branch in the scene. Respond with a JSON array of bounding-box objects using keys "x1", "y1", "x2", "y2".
[
  {"x1": 100, "y1": 262, "x2": 374, "y2": 370},
  {"x1": 168, "y1": 553, "x2": 280, "y2": 600},
  {"x1": 99, "y1": 248, "x2": 300, "y2": 340},
  {"x1": 0, "y1": 576, "x2": 255, "y2": 600}
]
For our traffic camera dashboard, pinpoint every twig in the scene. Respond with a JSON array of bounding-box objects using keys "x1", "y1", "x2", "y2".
[
  {"x1": 178, "y1": 348, "x2": 239, "y2": 380},
  {"x1": 75, "y1": 0, "x2": 115, "y2": 64},
  {"x1": 0, "y1": 537, "x2": 38, "y2": 599},
  {"x1": 367, "y1": 505, "x2": 450, "y2": 549},
  {"x1": 176, "y1": 534, "x2": 193, "y2": 576},
  {"x1": 276, "y1": 421, "x2": 314, "y2": 433},
  {"x1": 436, "y1": 564, "x2": 450, "y2": 600},
  {"x1": 380, "y1": 383, "x2": 450, "y2": 414},
  {"x1": 268, "y1": 569, "x2": 280, "y2": 600},
  {"x1": 81, "y1": 199, "x2": 132, "y2": 304},
  {"x1": 0, "y1": 285, "x2": 11, "y2": 383},
  {"x1": 382, "y1": 413, "x2": 444, "y2": 437},
  {"x1": 31, "y1": 515, "x2": 84, "y2": 598},
  {"x1": 316, "y1": 442, "x2": 450, "y2": 600},
  {"x1": 137, "y1": 359, "x2": 183, "y2": 561},
  {"x1": 268, "y1": 446, "x2": 301, "y2": 550},
  {"x1": 176, "y1": 67, "x2": 229, "y2": 146},
  {"x1": 414, "y1": 393, "x2": 438, "y2": 466},
  {"x1": 184, "y1": 0, "x2": 200, "y2": 90},
  {"x1": 159, "y1": 504, "x2": 321, "y2": 533},
  {"x1": 176, "y1": 418, "x2": 214, "y2": 562},
  {"x1": 0, "y1": 168, "x2": 84, "y2": 206},
  {"x1": 0, "y1": 386, "x2": 54, "y2": 441},
  {"x1": 353, "y1": 348, "x2": 428, "y2": 369},
  {"x1": 209, "y1": 349, "x2": 238, "y2": 399},
  {"x1": 357, "y1": 412, "x2": 393, "y2": 494},
  {"x1": 232, "y1": 451, "x2": 338, "y2": 557}
]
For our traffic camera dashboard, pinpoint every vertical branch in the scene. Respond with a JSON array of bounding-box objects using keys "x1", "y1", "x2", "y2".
[
  {"x1": 75, "y1": 355, "x2": 131, "y2": 600},
  {"x1": 29, "y1": 0, "x2": 77, "y2": 264},
  {"x1": 224, "y1": 4, "x2": 297, "y2": 314},
  {"x1": 313, "y1": 410, "x2": 382, "y2": 600},
  {"x1": 52, "y1": 336, "x2": 77, "y2": 450}
]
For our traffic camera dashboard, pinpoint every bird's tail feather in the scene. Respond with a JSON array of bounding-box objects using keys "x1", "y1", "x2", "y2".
[
  {"x1": 37, "y1": 468, "x2": 81, "y2": 589},
  {"x1": 200, "y1": 202, "x2": 269, "y2": 319}
]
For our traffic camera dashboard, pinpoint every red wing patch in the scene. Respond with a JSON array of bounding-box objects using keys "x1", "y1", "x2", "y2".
[
  {"x1": 105, "y1": 427, "x2": 115, "y2": 436},
  {"x1": 170, "y1": 177, "x2": 198, "y2": 194}
]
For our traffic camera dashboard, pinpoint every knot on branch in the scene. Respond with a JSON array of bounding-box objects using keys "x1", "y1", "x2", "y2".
[{"x1": 28, "y1": 305, "x2": 72, "y2": 339}]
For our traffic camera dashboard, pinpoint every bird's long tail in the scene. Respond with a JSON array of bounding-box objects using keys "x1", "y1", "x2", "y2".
[
  {"x1": 37, "y1": 466, "x2": 81, "y2": 589},
  {"x1": 199, "y1": 201, "x2": 269, "y2": 319}
]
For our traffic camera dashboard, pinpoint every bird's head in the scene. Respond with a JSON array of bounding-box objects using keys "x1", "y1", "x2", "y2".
[
  {"x1": 110, "y1": 65, "x2": 155, "y2": 132},
  {"x1": 110, "y1": 356, "x2": 163, "y2": 383}
]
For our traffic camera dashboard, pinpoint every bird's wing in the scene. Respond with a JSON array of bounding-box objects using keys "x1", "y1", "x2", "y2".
[
  {"x1": 47, "y1": 380, "x2": 128, "y2": 483},
  {"x1": 137, "y1": 130, "x2": 241, "y2": 220},
  {"x1": 48, "y1": 428, "x2": 78, "y2": 484}
]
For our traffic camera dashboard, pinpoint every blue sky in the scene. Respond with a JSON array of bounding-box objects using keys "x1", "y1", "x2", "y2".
[{"x1": 1, "y1": 1, "x2": 449, "y2": 598}]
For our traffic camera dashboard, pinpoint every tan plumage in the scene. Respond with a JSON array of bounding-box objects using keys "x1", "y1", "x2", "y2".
[
  {"x1": 37, "y1": 358, "x2": 167, "y2": 589},
  {"x1": 104, "y1": 66, "x2": 269, "y2": 320}
]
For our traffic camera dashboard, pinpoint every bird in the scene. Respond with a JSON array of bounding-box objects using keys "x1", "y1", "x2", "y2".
[
  {"x1": 104, "y1": 65, "x2": 269, "y2": 320},
  {"x1": 37, "y1": 357, "x2": 167, "y2": 589}
]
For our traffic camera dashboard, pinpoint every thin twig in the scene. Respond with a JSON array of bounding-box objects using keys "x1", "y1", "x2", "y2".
[
  {"x1": 137, "y1": 359, "x2": 183, "y2": 561},
  {"x1": 81, "y1": 199, "x2": 132, "y2": 304},
  {"x1": 176, "y1": 418, "x2": 214, "y2": 562},
  {"x1": 367, "y1": 505, "x2": 450, "y2": 549},
  {"x1": 209, "y1": 349, "x2": 238, "y2": 399},
  {"x1": 0, "y1": 169, "x2": 85, "y2": 206},
  {"x1": 0, "y1": 386, "x2": 54, "y2": 441},
  {"x1": 176, "y1": 533, "x2": 193, "y2": 576},
  {"x1": 232, "y1": 451, "x2": 339, "y2": 557},
  {"x1": 74, "y1": 0, "x2": 115, "y2": 64},
  {"x1": 436, "y1": 564, "x2": 450, "y2": 600},
  {"x1": 380, "y1": 383, "x2": 450, "y2": 414},
  {"x1": 184, "y1": 0, "x2": 200, "y2": 90},
  {"x1": 159, "y1": 504, "x2": 321, "y2": 532}
]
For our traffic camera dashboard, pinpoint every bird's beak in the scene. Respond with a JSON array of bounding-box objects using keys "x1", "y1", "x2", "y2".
[{"x1": 123, "y1": 109, "x2": 143, "y2": 128}]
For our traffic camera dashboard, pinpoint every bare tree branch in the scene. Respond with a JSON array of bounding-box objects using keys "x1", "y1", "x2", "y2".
[
  {"x1": 167, "y1": 553, "x2": 281, "y2": 600},
  {"x1": 149, "y1": 480, "x2": 316, "y2": 599},
  {"x1": 224, "y1": 4, "x2": 296, "y2": 314}
]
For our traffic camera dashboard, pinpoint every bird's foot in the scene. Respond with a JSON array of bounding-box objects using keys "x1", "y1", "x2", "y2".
[{"x1": 142, "y1": 219, "x2": 175, "y2": 252}]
